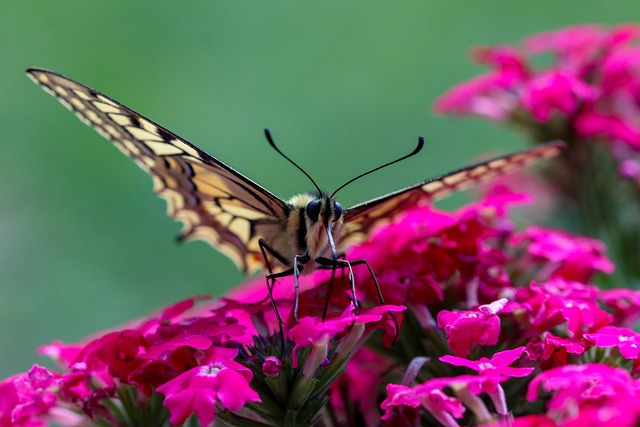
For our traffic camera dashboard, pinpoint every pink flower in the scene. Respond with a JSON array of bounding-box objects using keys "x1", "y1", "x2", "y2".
[
  {"x1": 262, "y1": 356, "x2": 283, "y2": 378},
  {"x1": 440, "y1": 347, "x2": 534, "y2": 379},
  {"x1": 435, "y1": 45, "x2": 531, "y2": 121},
  {"x1": 510, "y1": 226, "x2": 614, "y2": 282},
  {"x1": 601, "y1": 45, "x2": 640, "y2": 94},
  {"x1": 380, "y1": 384, "x2": 423, "y2": 423},
  {"x1": 346, "y1": 194, "x2": 527, "y2": 319},
  {"x1": 437, "y1": 23, "x2": 640, "y2": 163},
  {"x1": 11, "y1": 366, "x2": 59, "y2": 421},
  {"x1": 585, "y1": 326, "x2": 640, "y2": 359},
  {"x1": 37, "y1": 342, "x2": 83, "y2": 370},
  {"x1": 600, "y1": 288, "x2": 640, "y2": 327},
  {"x1": 433, "y1": 72, "x2": 518, "y2": 120},
  {"x1": 521, "y1": 70, "x2": 597, "y2": 122},
  {"x1": 542, "y1": 333, "x2": 586, "y2": 360},
  {"x1": 559, "y1": 398, "x2": 640, "y2": 427},
  {"x1": 156, "y1": 348, "x2": 260, "y2": 427},
  {"x1": 381, "y1": 380, "x2": 465, "y2": 424},
  {"x1": 0, "y1": 365, "x2": 73, "y2": 427},
  {"x1": 289, "y1": 304, "x2": 404, "y2": 375},
  {"x1": 437, "y1": 299, "x2": 507, "y2": 357},
  {"x1": 440, "y1": 347, "x2": 533, "y2": 418},
  {"x1": 526, "y1": 363, "x2": 638, "y2": 424},
  {"x1": 472, "y1": 45, "x2": 530, "y2": 78},
  {"x1": 574, "y1": 104, "x2": 640, "y2": 150},
  {"x1": 514, "y1": 280, "x2": 613, "y2": 338},
  {"x1": 523, "y1": 25, "x2": 611, "y2": 70},
  {"x1": 74, "y1": 330, "x2": 148, "y2": 382}
]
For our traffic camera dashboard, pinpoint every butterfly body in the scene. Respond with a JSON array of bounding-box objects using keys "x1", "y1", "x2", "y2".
[{"x1": 27, "y1": 68, "x2": 564, "y2": 281}]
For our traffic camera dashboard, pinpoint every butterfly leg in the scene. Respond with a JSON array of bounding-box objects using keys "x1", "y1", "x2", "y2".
[
  {"x1": 348, "y1": 259, "x2": 384, "y2": 305},
  {"x1": 349, "y1": 258, "x2": 400, "y2": 344},
  {"x1": 323, "y1": 267, "x2": 338, "y2": 321},
  {"x1": 316, "y1": 257, "x2": 359, "y2": 315},
  {"x1": 258, "y1": 239, "x2": 293, "y2": 344},
  {"x1": 258, "y1": 239, "x2": 310, "y2": 321},
  {"x1": 318, "y1": 257, "x2": 400, "y2": 344},
  {"x1": 320, "y1": 252, "x2": 348, "y2": 320}
]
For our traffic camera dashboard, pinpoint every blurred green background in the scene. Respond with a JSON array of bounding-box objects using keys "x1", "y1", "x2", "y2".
[{"x1": 1, "y1": 1, "x2": 638, "y2": 378}]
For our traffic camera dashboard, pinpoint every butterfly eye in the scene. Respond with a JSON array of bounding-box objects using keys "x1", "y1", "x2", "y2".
[
  {"x1": 334, "y1": 201, "x2": 343, "y2": 219},
  {"x1": 306, "y1": 200, "x2": 321, "y2": 221}
]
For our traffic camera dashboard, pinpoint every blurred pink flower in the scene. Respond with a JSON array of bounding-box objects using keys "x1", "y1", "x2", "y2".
[
  {"x1": 526, "y1": 363, "x2": 640, "y2": 425},
  {"x1": 521, "y1": 70, "x2": 597, "y2": 121},
  {"x1": 510, "y1": 226, "x2": 614, "y2": 282},
  {"x1": 381, "y1": 380, "x2": 466, "y2": 424},
  {"x1": 585, "y1": 326, "x2": 640, "y2": 359}
]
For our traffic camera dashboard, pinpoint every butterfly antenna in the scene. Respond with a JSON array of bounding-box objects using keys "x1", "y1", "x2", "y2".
[
  {"x1": 331, "y1": 136, "x2": 425, "y2": 198},
  {"x1": 264, "y1": 129, "x2": 323, "y2": 194}
]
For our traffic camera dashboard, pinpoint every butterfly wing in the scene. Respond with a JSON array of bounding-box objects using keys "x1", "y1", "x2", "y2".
[
  {"x1": 27, "y1": 68, "x2": 289, "y2": 274},
  {"x1": 342, "y1": 142, "x2": 564, "y2": 245}
]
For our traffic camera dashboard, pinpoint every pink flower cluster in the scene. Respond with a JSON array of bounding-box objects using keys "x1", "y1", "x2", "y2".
[
  {"x1": 0, "y1": 287, "x2": 398, "y2": 426},
  {"x1": 339, "y1": 190, "x2": 640, "y2": 425},
  {"x1": 2, "y1": 188, "x2": 639, "y2": 426},
  {"x1": 1, "y1": 297, "x2": 261, "y2": 427},
  {"x1": 435, "y1": 24, "x2": 640, "y2": 185},
  {"x1": 4, "y1": 24, "x2": 640, "y2": 427}
]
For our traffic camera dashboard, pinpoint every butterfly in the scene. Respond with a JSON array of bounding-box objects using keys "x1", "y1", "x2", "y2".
[{"x1": 27, "y1": 67, "x2": 563, "y2": 319}]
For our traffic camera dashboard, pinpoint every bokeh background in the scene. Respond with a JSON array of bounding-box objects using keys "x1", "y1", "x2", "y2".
[{"x1": 1, "y1": 1, "x2": 638, "y2": 378}]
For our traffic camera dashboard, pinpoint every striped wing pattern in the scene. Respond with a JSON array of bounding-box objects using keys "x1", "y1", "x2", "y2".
[
  {"x1": 342, "y1": 142, "x2": 563, "y2": 245},
  {"x1": 27, "y1": 68, "x2": 289, "y2": 273}
]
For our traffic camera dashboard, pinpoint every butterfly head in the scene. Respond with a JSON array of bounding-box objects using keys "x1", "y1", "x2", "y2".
[
  {"x1": 304, "y1": 193, "x2": 343, "y2": 225},
  {"x1": 288, "y1": 192, "x2": 344, "y2": 260}
]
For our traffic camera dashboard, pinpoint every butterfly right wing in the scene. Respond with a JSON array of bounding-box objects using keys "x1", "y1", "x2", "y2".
[
  {"x1": 27, "y1": 68, "x2": 290, "y2": 274},
  {"x1": 341, "y1": 142, "x2": 564, "y2": 245}
]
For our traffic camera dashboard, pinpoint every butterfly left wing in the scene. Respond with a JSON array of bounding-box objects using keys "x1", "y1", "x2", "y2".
[
  {"x1": 341, "y1": 142, "x2": 564, "y2": 245},
  {"x1": 27, "y1": 68, "x2": 289, "y2": 274}
]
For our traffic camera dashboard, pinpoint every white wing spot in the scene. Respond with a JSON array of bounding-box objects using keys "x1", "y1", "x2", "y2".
[
  {"x1": 422, "y1": 181, "x2": 445, "y2": 193},
  {"x1": 122, "y1": 139, "x2": 141, "y2": 156},
  {"x1": 146, "y1": 141, "x2": 183, "y2": 155},
  {"x1": 139, "y1": 119, "x2": 159, "y2": 134},
  {"x1": 36, "y1": 73, "x2": 50, "y2": 84},
  {"x1": 223, "y1": 203, "x2": 271, "y2": 220},
  {"x1": 93, "y1": 101, "x2": 121, "y2": 114},
  {"x1": 172, "y1": 140, "x2": 200, "y2": 158},
  {"x1": 487, "y1": 158, "x2": 508, "y2": 169},
  {"x1": 443, "y1": 171, "x2": 469, "y2": 186},
  {"x1": 97, "y1": 95, "x2": 118, "y2": 107},
  {"x1": 68, "y1": 97, "x2": 84, "y2": 111},
  {"x1": 228, "y1": 219, "x2": 251, "y2": 243},
  {"x1": 104, "y1": 124, "x2": 120, "y2": 138},
  {"x1": 73, "y1": 89, "x2": 93, "y2": 101},
  {"x1": 109, "y1": 113, "x2": 134, "y2": 126},
  {"x1": 85, "y1": 110, "x2": 101, "y2": 124},
  {"x1": 54, "y1": 85, "x2": 69, "y2": 97},
  {"x1": 469, "y1": 165, "x2": 489, "y2": 177},
  {"x1": 128, "y1": 126, "x2": 161, "y2": 141}
]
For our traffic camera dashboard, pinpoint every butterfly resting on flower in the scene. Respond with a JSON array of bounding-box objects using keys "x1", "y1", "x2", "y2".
[{"x1": 27, "y1": 68, "x2": 563, "y2": 325}]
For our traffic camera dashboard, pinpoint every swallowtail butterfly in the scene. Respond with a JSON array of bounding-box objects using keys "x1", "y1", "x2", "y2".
[{"x1": 27, "y1": 68, "x2": 563, "y2": 317}]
